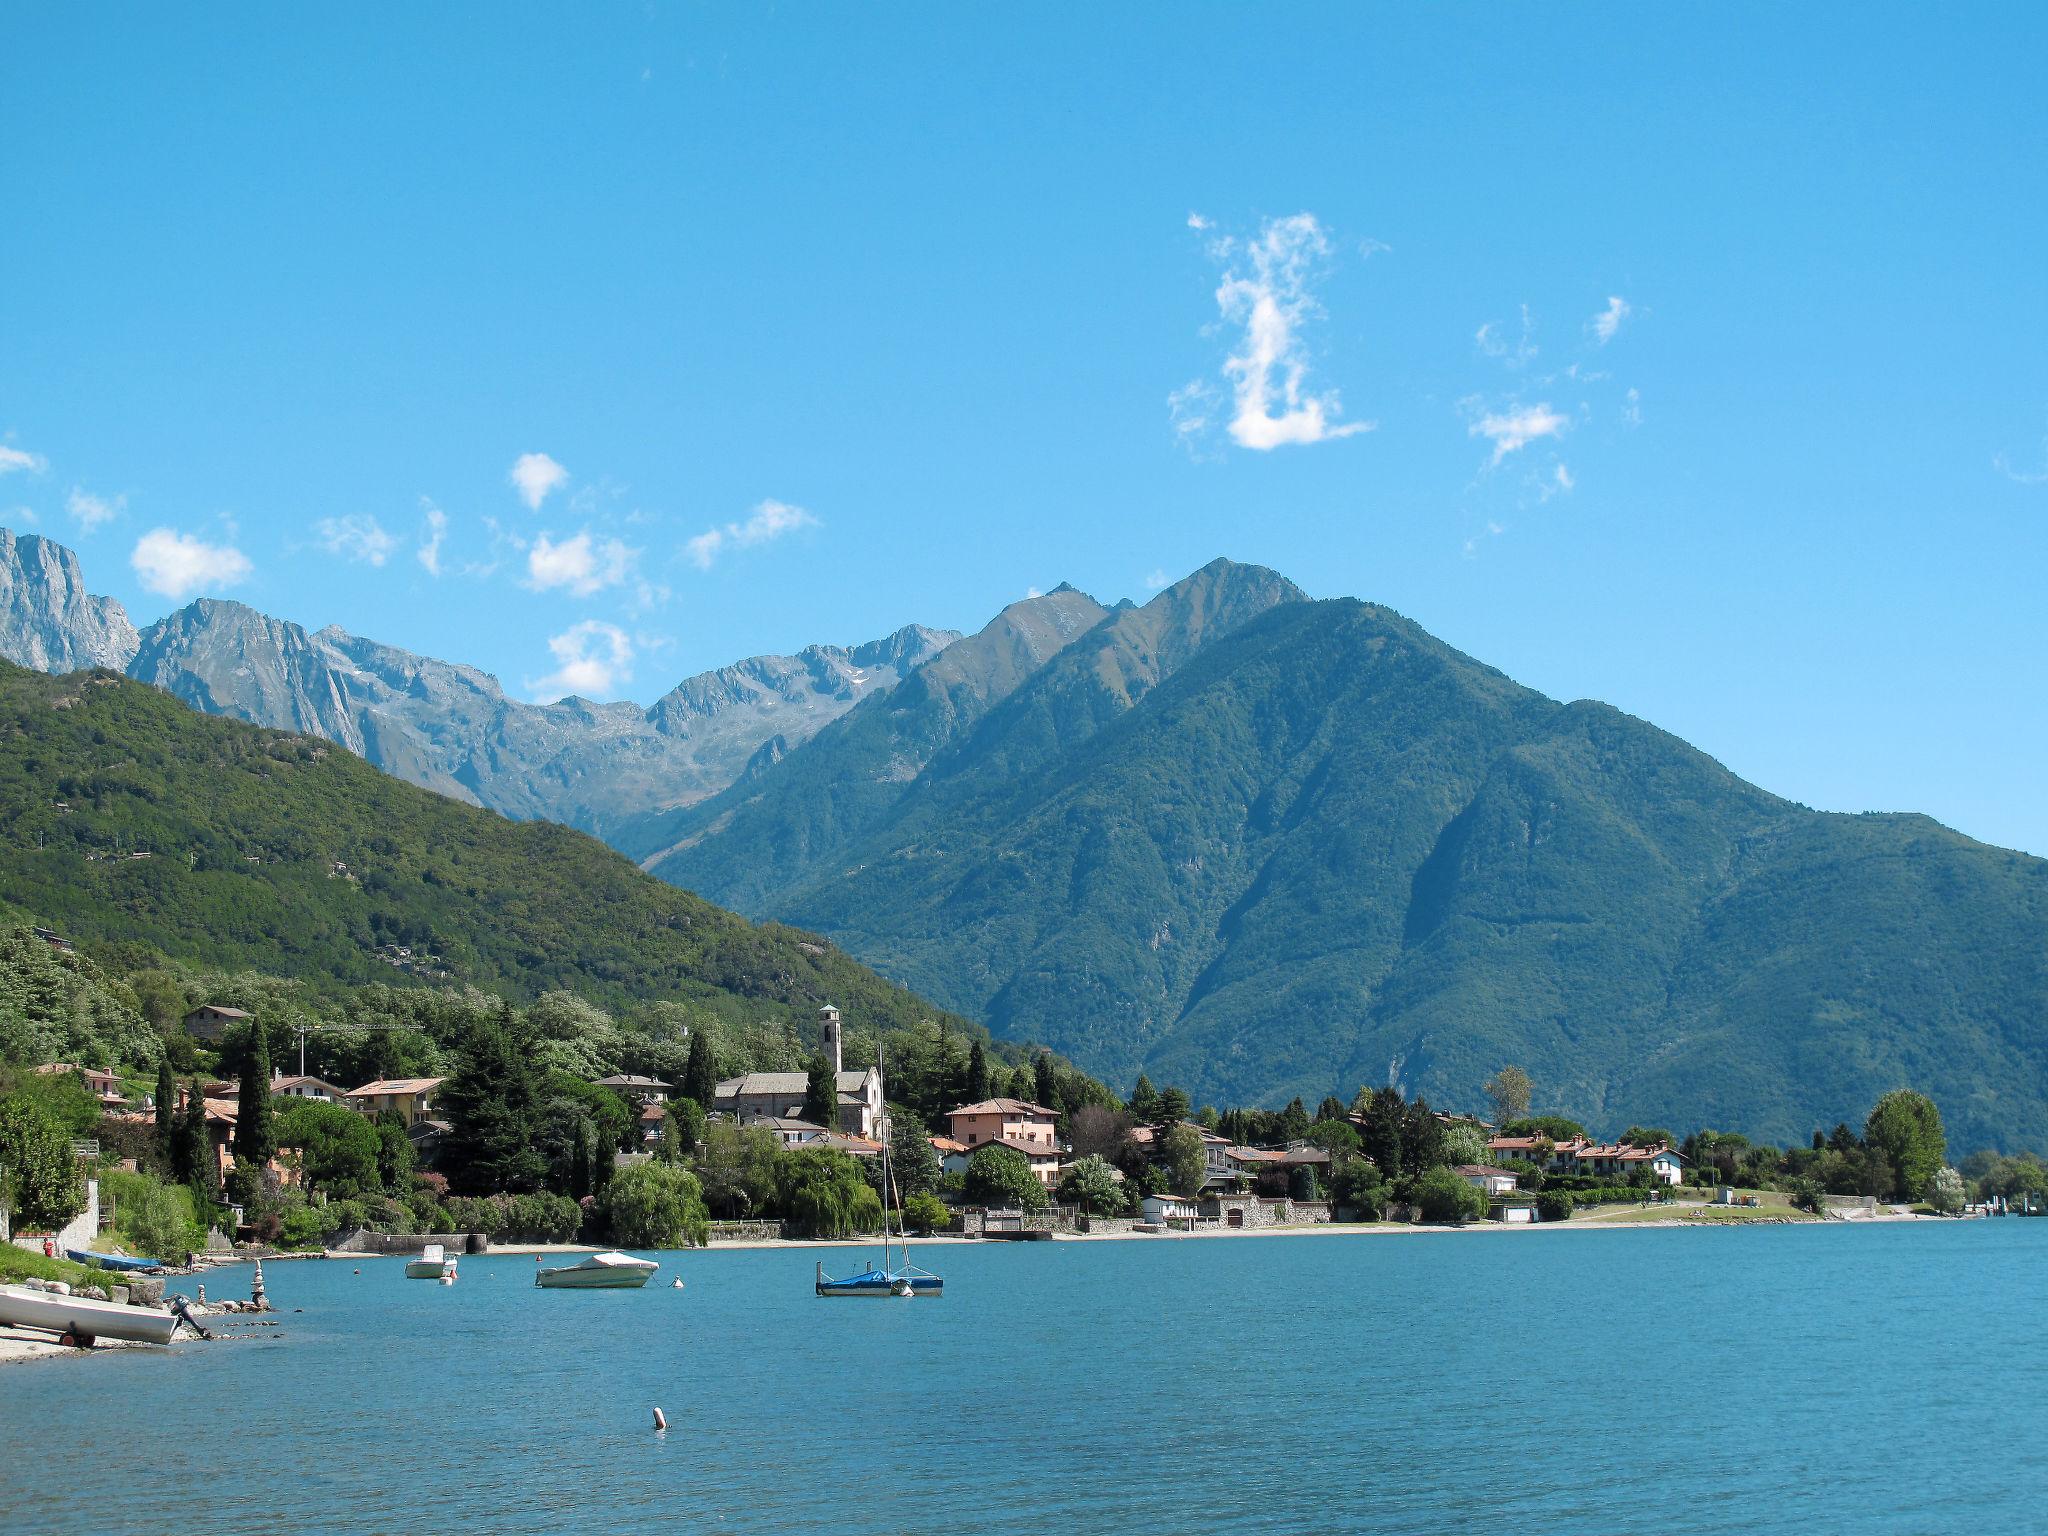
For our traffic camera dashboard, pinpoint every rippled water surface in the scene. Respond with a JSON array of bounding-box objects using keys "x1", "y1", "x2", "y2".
[{"x1": 4, "y1": 1221, "x2": 2044, "y2": 1534}]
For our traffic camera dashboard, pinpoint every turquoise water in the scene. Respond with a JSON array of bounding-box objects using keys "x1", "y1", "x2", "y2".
[{"x1": 3, "y1": 1222, "x2": 2044, "y2": 1534}]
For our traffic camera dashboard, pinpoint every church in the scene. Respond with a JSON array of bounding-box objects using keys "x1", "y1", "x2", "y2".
[{"x1": 710, "y1": 1005, "x2": 884, "y2": 1138}]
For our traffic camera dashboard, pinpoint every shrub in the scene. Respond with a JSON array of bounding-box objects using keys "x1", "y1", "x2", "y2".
[
  {"x1": 1535, "y1": 1188, "x2": 1574, "y2": 1222},
  {"x1": 901, "y1": 1192, "x2": 950, "y2": 1234},
  {"x1": 602, "y1": 1164, "x2": 708, "y2": 1248},
  {"x1": 965, "y1": 1144, "x2": 1048, "y2": 1213},
  {"x1": 278, "y1": 1205, "x2": 328, "y2": 1249},
  {"x1": 1412, "y1": 1166, "x2": 1486, "y2": 1224}
]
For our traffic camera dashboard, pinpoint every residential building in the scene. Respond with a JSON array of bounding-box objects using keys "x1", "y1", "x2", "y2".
[
  {"x1": 947, "y1": 1098, "x2": 1059, "y2": 1153},
  {"x1": 33, "y1": 1063, "x2": 125, "y2": 1109},
  {"x1": 593, "y1": 1074, "x2": 672, "y2": 1103},
  {"x1": 182, "y1": 1004, "x2": 251, "y2": 1044},
  {"x1": 271, "y1": 1074, "x2": 346, "y2": 1103},
  {"x1": 1140, "y1": 1193, "x2": 1198, "y2": 1225},
  {"x1": 1130, "y1": 1121, "x2": 1236, "y2": 1188},
  {"x1": 1455, "y1": 1165, "x2": 1519, "y2": 1197},
  {"x1": 345, "y1": 1077, "x2": 446, "y2": 1128},
  {"x1": 1485, "y1": 1134, "x2": 1685, "y2": 1186}
]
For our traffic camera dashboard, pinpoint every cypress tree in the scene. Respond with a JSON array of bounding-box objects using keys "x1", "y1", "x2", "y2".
[
  {"x1": 683, "y1": 1029, "x2": 718, "y2": 1110},
  {"x1": 965, "y1": 1040, "x2": 990, "y2": 1104},
  {"x1": 153, "y1": 1059, "x2": 178, "y2": 1172},
  {"x1": 801, "y1": 1053, "x2": 839, "y2": 1129},
  {"x1": 234, "y1": 1020, "x2": 275, "y2": 1173},
  {"x1": 439, "y1": 1002, "x2": 547, "y2": 1195},
  {"x1": 1034, "y1": 1052, "x2": 1058, "y2": 1112},
  {"x1": 179, "y1": 1087, "x2": 218, "y2": 1203}
]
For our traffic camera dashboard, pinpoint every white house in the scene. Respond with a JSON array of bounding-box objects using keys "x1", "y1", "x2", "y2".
[
  {"x1": 1455, "y1": 1164, "x2": 1519, "y2": 1197},
  {"x1": 1140, "y1": 1193, "x2": 1199, "y2": 1225}
]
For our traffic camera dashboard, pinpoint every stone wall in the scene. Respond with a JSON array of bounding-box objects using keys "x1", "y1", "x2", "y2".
[
  {"x1": 705, "y1": 1220, "x2": 786, "y2": 1242},
  {"x1": 6, "y1": 1177, "x2": 99, "y2": 1255},
  {"x1": 331, "y1": 1230, "x2": 489, "y2": 1255}
]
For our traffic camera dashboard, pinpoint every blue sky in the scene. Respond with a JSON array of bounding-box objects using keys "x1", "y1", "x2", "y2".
[{"x1": 3, "y1": 6, "x2": 2045, "y2": 854}]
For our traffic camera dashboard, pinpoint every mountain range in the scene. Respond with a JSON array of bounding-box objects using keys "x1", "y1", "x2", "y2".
[
  {"x1": 0, "y1": 529, "x2": 955, "y2": 837},
  {"x1": 4, "y1": 527, "x2": 2042, "y2": 1150}
]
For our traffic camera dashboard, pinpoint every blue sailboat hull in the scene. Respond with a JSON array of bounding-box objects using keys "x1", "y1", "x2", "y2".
[{"x1": 816, "y1": 1262, "x2": 943, "y2": 1297}]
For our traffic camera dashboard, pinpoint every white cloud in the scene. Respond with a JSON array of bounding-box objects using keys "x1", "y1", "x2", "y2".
[
  {"x1": 509, "y1": 452, "x2": 569, "y2": 511},
  {"x1": 1622, "y1": 387, "x2": 1642, "y2": 427},
  {"x1": 1195, "y1": 213, "x2": 1373, "y2": 452},
  {"x1": 1467, "y1": 402, "x2": 1569, "y2": 466},
  {"x1": 6, "y1": 504, "x2": 34, "y2": 526},
  {"x1": 1476, "y1": 305, "x2": 1539, "y2": 369},
  {"x1": 685, "y1": 498, "x2": 818, "y2": 570},
  {"x1": 130, "y1": 527, "x2": 253, "y2": 599},
  {"x1": 525, "y1": 529, "x2": 634, "y2": 596},
  {"x1": 313, "y1": 513, "x2": 397, "y2": 567},
  {"x1": 530, "y1": 620, "x2": 633, "y2": 701},
  {"x1": 1592, "y1": 295, "x2": 1631, "y2": 345},
  {"x1": 1143, "y1": 568, "x2": 1170, "y2": 591},
  {"x1": 1553, "y1": 463, "x2": 1575, "y2": 493},
  {"x1": 0, "y1": 446, "x2": 47, "y2": 476},
  {"x1": 417, "y1": 499, "x2": 448, "y2": 576},
  {"x1": 1187, "y1": 212, "x2": 1212, "y2": 231},
  {"x1": 67, "y1": 487, "x2": 124, "y2": 533}
]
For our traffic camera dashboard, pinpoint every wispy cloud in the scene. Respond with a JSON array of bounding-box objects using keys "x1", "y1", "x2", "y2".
[
  {"x1": 130, "y1": 527, "x2": 253, "y2": 599},
  {"x1": 313, "y1": 513, "x2": 397, "y2": 567},
  {"x1": 1622, "y1": 387, "x2": 1643, "y2": 427},
  {"x1": 1186, "y1": 212, "x2": 1212, "y2": 231},
  {"x1": 1476, "y1": 305, "x2": 1539, "y2": 369},
  {"x1": 1143, "y1": 567, "x2": 1170, "y2": 591},
  {"x1": 1591, "y1": 295, "x2": 1631, "y2": 345},
  {"x1": 417, "y1": 499, "x2": 448, "y2": 576},
  {"x1": 526, "y1": 529, "x2": 634, "y2": 596},
  {"x1": 1465, "y1": 401, "x2": 1569, "y2": 466},
  {"x1": 0, "y1": 446, "x2": 47, "y2": 476},
  {"x1": 509, "y1": 452, "x2": 569, "y2": 511},
  {"x1": 686, "y1": 498, "x2": 818, "y2": 570},
  {"x1": 530, "y1": 619, "x2": 633, "y2": 701},
  {"x1": 1185, "y1": 212, "x2": 1372, "y2": 452},
  {"x1": 1995, "y1": 416, "x2": 2048, "y2": 484},
  {"x1": 67, "y1": 487, "x2": 124, "y2": 533}
]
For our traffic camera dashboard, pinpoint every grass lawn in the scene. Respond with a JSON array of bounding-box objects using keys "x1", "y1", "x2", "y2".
[
  {"x1": 1583, "y1": 1202, "x2": 1816, "y2": 1225},
  {"x1": 0, "y1": 1244, "x2": 101, "y2": 1288}
]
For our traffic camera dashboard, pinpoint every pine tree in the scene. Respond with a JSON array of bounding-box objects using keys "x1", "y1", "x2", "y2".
[
  {"x1": 234, "y1": 1019, "x2": 275, "y2": 1173},
  {"x1": 965, "y1": 1040, "x2": 990, "y2": 1104},
  {"x1": 1128, "y1": 1073, "x2": 1160, "y2": 1122},
  {"x1": 683, "y1": 1029, "x2": 718, "y2": 1110},
  {"x1": 438, "y1": 1002, "x2": 546, "y2": 1195}
]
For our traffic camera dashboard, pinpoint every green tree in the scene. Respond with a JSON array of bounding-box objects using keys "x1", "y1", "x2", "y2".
[
  {"x1": 1315, "y1": 1095, "x2": 1348, "y2": 1122},
  {"x1": 603, "y1": 1160, "x2": 710, "y2": 1248},
  {"x1": 965, "y1": 1143, "x2": 1048, "y2": 1213},
  {"x1": 1535, "y1": 1188, "x2": 1575, "y2": 1222},
  {"x1": 964, "y1": 1040, "x2": 990, "y2": 1104},
  {"x1": 1156, "y1": 1086, "x2": 1192, "y2": 1127},
  {"x1": 374, "y1": 1109, "x2": 416, "y2": 1192},
  {"x1": 153, "y1": 1059, "x2": 177, "y2": 1172},
  {"x1": 178, "y1": 1087, "x2": 218, "y2": 1203},
  {"x1": 1330, "y1": 1157, "x2": 1387, "y2": 1220},
  {"x1": 1484, "y1": 1066, "x2": 1532, "y2": 1126},
  {"x1": 1305, "y1": 1121, "x2": 1361, "y2": 1158},
  {"x1": 115, "y1": 1171, "x2": 196, "y2": 1264},
  {"x1": 801, "y1": 1052, "x2": 839, "y2": 1128},
  {"x1": 233, "y1": 1020, "x2": 276, "y2": 1174},
  {"x1": 778, "y1": 1147, "x2": 884, "y2": 1238},
  {"x1": 664, "y1": 1097, "x2": 707, "y2": 1160},
  {"x1": 694, "y1": 1121, "x2": 780, "y2": 1218},
  {"x1": 901, "y1": 1191, "x2": 950, "y2": 1234},
  {"x1": 1439, "y1": 1123, "x2": 1488, "y2": 1166},
  {"x1": 1127, "y1": 1073, "x2": 1160, "y2": 1122},
  {"x1": 1412, "y1": 1166, "x2": 1485, "y2": 1223},
  {"x1": 275, "y1": 1100, "x2": 380, "y2": 1198},
  {"x1": 1277, "y1": 1097, "x2": 1312, "y2": 1144},
  {"x1": 1057, "y1": 1153, "x2": 1123, "y2": 1215},
  {"x1": 0, "y1": 1093, "x2": 85, "y2": 1230},
  {"x1": 1033, "y1": 1053, "x2": 1058, "y2": 1112},
  {"x1": 1356, "y1": 1086, "x2": 1405, "y2": 1172},
  {"x1": 682, "y1": 1029, "x2": 718, "y2": 1112},
  {"x1": 1864, "y1": 1090, "x2": 1946, "y2": 1203},
  {"x1": 438, "y1": 1004, "x2": 546, "y2": 1195},
  {"x1": 889, "y1": 1116, "x2": 941, "y2": 1199},
  {"x1": 1925, "y1": 1165, "x2": 1965, "y2": 1215},
  {"x1": 1160, "y1": 1123, "x2": 1208, "y2": 1196}
]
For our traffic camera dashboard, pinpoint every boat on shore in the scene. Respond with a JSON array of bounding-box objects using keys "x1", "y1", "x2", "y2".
[
  {"x1": 534, "y1": 1251, "x2": 658, "y2": 1289},
  {"x1": 64, "y1": 1248, "x2": 164, "y2": 1273},
  {"x1": 0, "y1": 1283, "x2": 179, "y2": 1346},
  {"x1": 404, "y1": 1243, "x2": 457, "y2": 1280}
]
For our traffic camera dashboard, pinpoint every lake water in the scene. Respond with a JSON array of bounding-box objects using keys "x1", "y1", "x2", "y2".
[{"x1": 4, "y1": 1221, "x2": 2044, "y2": 1534}]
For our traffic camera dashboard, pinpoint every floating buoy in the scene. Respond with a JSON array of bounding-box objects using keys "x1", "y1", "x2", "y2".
[
  {"x1": 352, "y1": 1268, "x2": 361, "y2": 1275},
  {"x1": 652, "y1": 1407, "x2": 668, "y2": 1431},
  {"x1": 439, "y1": 1273, "x2": 455, "y2": 1285},
  {"x1": 671, "y1": 1277, "x2": 684, "y2": 1289}
]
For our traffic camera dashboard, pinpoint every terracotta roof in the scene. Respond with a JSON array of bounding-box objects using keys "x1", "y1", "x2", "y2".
[
  {"x1": 594, "y1": 1074, "x2": 672, "y2": 1090},
  {"x1": 948, "y1": 1098, "x2": 1058, "y2": 1119},
  {"x1": 187, "y1": 1005, "x2": 251, "y2": 1018},
  {"x1": 271, "y1": 1075, "x2": 344, "y2": 1094},
  {"x1": 976, "y1": 1133, "x2": 1062, "y2": 1160},
  {"x1": 930, "y1": 1136, "x2": 969, "y2": 1154},
  {"x1": 716, "y1": 1069, "x2": 876, "y2": 1098},
  {"x1": 1455, "y1": 1164, "x2": 1510, "y2": 1177}
]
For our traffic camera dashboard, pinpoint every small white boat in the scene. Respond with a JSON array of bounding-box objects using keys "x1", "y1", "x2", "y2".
[
  {"x1": 0, "y1": 1283, "x2": 179, "y2": 1346},
  {"x1": 404, "y1": 1243, "x2": 457, "y2": 1280},
  {"x1": 534, "y1": 1251, "x2": 659, "y2": 1289}
]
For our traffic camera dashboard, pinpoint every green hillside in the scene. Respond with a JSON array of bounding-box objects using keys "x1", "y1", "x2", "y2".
[
  {"x1": 0, "y1": 660, "x2": 977, "y2": 1042},
  {"x1": 648, "y1": 565, "x2": 2048, "y2": 1151}
]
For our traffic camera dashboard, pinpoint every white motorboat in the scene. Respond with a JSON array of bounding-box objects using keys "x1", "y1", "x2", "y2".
[
  {"x1": 404, "y1": 1243, "x2": 457, "y2": 1280},
  {"x1": 534, "y1": 1251, "x2": 658, "y2": 1289},
  {"x1": 0, "y1": 1283, "x2": 179, "y2": 1346}
]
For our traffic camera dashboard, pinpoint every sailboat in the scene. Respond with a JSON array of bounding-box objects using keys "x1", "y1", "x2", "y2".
[{"x1": 816, "y1": 1042, "x2": 944, "y2": 1298}]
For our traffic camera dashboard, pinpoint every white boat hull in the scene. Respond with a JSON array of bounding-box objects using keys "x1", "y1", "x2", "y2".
[
  {"x1": 0, "y1": 1283, "x2": 179, "y2": 1346},
  {"x1": 534, "y1": 1252, "x2": 658, "y2": 1289}
]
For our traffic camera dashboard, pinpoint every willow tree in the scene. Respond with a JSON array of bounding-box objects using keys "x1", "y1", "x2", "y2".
[{"x1": 778, "y1": 1147, "x2": 883, "y2": 1239}]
